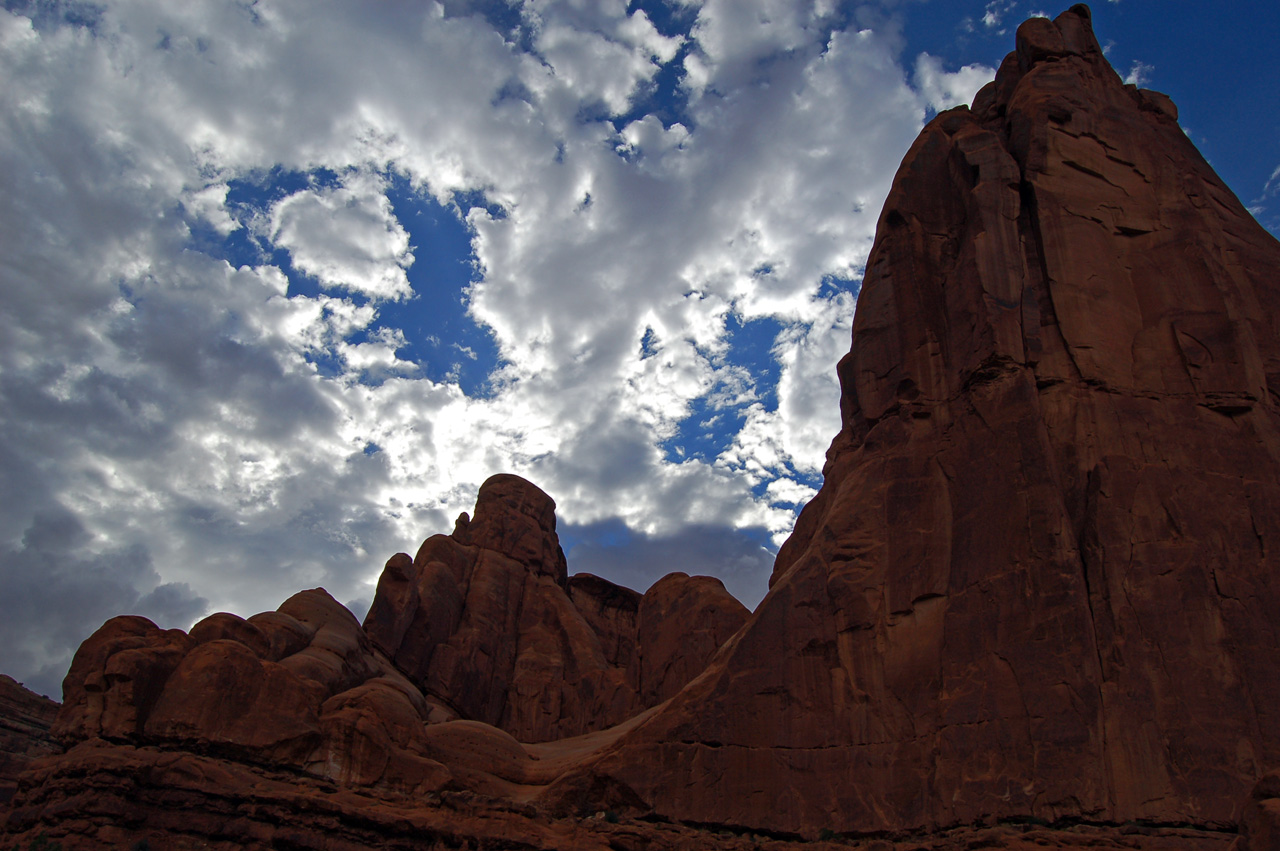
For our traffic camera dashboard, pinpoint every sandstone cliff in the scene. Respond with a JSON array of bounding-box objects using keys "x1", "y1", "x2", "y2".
[
  {"x1": 0, "y1": 677, "x2": 58, "y2": 807},
  {"x1": 577, "y1": 2, "x2": 1280, "y2": 836}
]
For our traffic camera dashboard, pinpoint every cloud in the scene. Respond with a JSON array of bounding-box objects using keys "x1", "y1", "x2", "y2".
[
  {"x1": 563, "y1": 519, "x2": 776, "y2": 609},
  {"x1": 1250, "y1": 164, "x2": 1280, "y2": 227},
  {"x1": 270, "y1": 172, "x2": 414, "y2": 301},
  {"x1": 1124, "y1": 60, "x2": 1154, "y2": 87},
  {"x1": 0, "y1": 0, "x2": 951, "y2": 691},
  {"x1": 531, "y1": 6, "x2": 683, "y2": 115},
  {"x1": 914, "y1": 53, "x2": 996, "y2": 113},
  {"x1": 716, "y1": 289, "x2": 857, "y2": 518},
  {"x1": 980, "y1": 0, "x2": 1018, "y2": 31},
  {"x1": 0, "y1": 508, "x2": 208, "y2": 700},
  {"x1": 1263, "y1": 164, "x2": 1280, "y2": 197}
]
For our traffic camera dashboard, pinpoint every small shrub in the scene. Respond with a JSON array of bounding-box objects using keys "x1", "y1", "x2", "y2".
[
  {"x1": 818, "y1": 827, "x2": 837, "y2": 841},
  {"x1": 29, "y1": 834, "x2": 63, "y2": 851},
  {"x1": 604, "y1": 810, "x2": 619, "y2": 824}
]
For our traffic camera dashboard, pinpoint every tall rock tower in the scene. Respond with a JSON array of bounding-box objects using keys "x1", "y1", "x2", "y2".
[{"x1": 589, "y1": 3, "x2": 1280, "y2": 835}]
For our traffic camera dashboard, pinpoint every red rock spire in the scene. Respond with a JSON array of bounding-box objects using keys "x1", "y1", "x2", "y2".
[{"x1": 589, "y1": 3, "x2": 1280, "y2": 835}]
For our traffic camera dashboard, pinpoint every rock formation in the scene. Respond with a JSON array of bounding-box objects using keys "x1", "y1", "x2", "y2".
[
  {"x1": 3, "y1": 475, "x2": 750, "y2": 848},
  {"x1": 52, "y1": 586, "x2": 454, "y2": 795},
  {"x1": 1240, "y1": 773, "x2": 1280, "y2": 851},
  {"x1": 4, "y1": 5, "x2": 1279, "y2": 850},
  {"x1": 0, "y1": 676, "x2": 58, "y2": 807},
  {"x1": 363, "y1": 474, "x2": 748, "y2": 741},
  {"x1": 573, "y1": 1, "x2": 1280, "y2": 836}
]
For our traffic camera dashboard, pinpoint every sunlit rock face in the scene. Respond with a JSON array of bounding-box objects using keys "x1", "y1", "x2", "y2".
[{"x1": 585, "y1": 3, "x2": 1280, "y2": 836}]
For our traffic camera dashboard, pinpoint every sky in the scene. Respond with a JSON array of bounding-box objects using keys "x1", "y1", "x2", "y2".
[{"x1": 2, "y1": 0, "x2": 1277, "y2": 700}]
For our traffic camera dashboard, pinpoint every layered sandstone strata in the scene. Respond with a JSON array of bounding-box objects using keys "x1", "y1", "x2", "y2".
[{"x1": 0, "y1": 676, "x2": 58, "y2": 806}]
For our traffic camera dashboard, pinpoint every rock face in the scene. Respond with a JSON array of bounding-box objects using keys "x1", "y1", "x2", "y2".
[
  {"x1": 52, "y1": 587, "x2": 452, "y2": 796},
  {"x1": 4, "y1": 737, "x2": 1239, "y2": 851},
  {"x1": 580, "y1": 2, "x2": 1280, "y2": 836},
  {"x1": 363, "y1": 474, "x2": 748, "y2": 742},
  {"x1": 0, "y1": 676, "x2": 58, "y2": 806},
  {"x1": 1240, "y1": 773, "x2": 1280, "y2": 851}
]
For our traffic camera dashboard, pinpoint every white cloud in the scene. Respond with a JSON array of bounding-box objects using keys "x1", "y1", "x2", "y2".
[
  {"x1": 914, "y1": 53, "x2": 996, "y2": 114},
  {"x1": 183, "y1": 183, "x2": 239, "y2": 236},
  {"x1": 764, "y1": 477, "x2": 818, "y2": 507},
  {"x1": 715, "y1": 291, "x2": 855, "y2": 545},
  {"x1": 0, "y1": 0, "x2": 945, "y2": 694},
  {"x1": 270, "y1": 172, "x2": 414, "y2": 300},
  {"x1": 528, "y1": 4, "x2": 683, "y2": 116},
  {"x1": 981, "y1": 0, "x2": 1018, "y2": 30},
  {"x1": 1124, "y1": 60, "x2": 1154, "y2": 87}
]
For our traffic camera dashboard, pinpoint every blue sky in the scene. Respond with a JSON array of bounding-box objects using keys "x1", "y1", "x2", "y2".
[{"x1": 1, "y1": 0, "x2": 1276, "y2": 698}]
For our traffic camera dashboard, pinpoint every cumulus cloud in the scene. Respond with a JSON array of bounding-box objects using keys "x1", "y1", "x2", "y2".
[
  {"x1": 531, "y1": 5, "x2": 682, "y2": 115},
  {"x1": 0, "y1": 0, "x2": 969, "y2": 689},
  {"x1": 914, "y1": 53, "x2": 996, "y2": 113},
  {"x1": 270, "y1": 172, "x2": 414, "y2": 301},
  {"x1": 1124, "y1": 59, "x2": 1154, "y2": 87},
  {"x1": 717, "y1": 290, "x2": 857, "y2": 512}
]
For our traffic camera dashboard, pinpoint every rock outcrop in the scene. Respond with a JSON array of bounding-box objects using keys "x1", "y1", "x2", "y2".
[
  {"x1": 51, "y1": 587, "x2": 452, "y2": 796},
  {"x1": 1239, "y1": 773, "x2": 1280, "y2": 851},
  {"x1": 2, "y1": 732, "x2": 1238, "y2": 851},
  {"x1": 363, "y1": 474, "x2": 747, "y2": 742},
  {"x1": 0, "y1": 676, "x2": 58, "y2": 807},
  {"x1": 575, "y1": 2, "x2": 1280, "y2": 836}
]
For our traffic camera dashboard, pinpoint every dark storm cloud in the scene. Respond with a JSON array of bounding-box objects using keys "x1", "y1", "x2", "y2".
[{"x1": 0, "y1": 507, "x2": 207, "y2": 700}]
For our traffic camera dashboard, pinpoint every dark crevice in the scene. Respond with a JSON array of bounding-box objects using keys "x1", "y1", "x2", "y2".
[{"x1": 1018, "y1": 180, "x2": 1089, "y2": 390}]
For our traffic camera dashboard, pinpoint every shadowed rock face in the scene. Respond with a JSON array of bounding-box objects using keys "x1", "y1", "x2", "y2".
[
  {"x1": 457, "y1": 473, "x2": 570, "y2": 586},
  {"x1": 52, "y1": 588, "x2": 452, "y2": 796},
  {"x1": 363, "y1": 474, "x2": 748, "y2": 742},
  {"x1": 19, "y1": 472, "x2": 745, "y2": 786},
  {"x1": 9, "y1": 476, "x2": 749, "y2": 846},
  {"x1": 0, "y1": 676, "x2": 58, "y2": 806},
  {"x1": 583, "y1": 3, "x2": 1280, "y2": 836}
]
